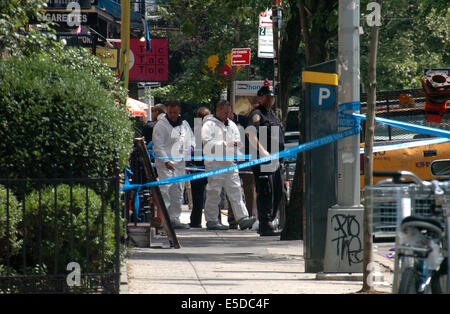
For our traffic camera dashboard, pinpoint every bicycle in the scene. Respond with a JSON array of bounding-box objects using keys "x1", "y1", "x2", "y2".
[{"x1": 367, "y1": 168, "x2": 450, "y2": 294}]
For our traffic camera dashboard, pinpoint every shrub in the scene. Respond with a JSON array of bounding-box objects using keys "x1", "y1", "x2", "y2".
[
  {"x1": 0, "y1": 51, "x2": 133, "y2": 184},
  {"x1": 23, "y1": 184, "x2": 123, "y2": 274},
  {"x1": 0, "y1": 185, "x2": 23, "y2": 272}
]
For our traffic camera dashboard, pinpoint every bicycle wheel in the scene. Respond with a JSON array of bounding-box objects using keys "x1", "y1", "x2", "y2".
[
  {"x1": 431, "y1": 259, "x2": 448, "y2": 294},
  {"x1": 398, "y1": 267, "x2": 419, "y2": 294}
]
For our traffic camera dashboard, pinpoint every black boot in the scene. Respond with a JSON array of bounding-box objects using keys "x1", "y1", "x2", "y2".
[{"x1": 259, "y1": 222, "x2": 280, "y2": 236}]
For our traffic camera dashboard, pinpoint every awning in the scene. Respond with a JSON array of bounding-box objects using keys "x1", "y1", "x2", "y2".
[
  {"x1": 96, "y1": 0, "x2": 144, "y2": 28},
  {"x1": 126, "y1": 97, "x2": 152, "y2": 118}
]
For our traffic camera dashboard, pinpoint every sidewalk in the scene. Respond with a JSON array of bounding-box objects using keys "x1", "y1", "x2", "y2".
[{"x1": 124, "y1": 207, "x2": 394, "y2": 294}]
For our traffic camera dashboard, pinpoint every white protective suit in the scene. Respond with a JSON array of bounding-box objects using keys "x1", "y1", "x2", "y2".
[
  {"x1": 201, "y1": 115, "x2": 250, "y2": 224},
  {"x1": 153, "y1": 115, "x2": 195, "y2": 222}
]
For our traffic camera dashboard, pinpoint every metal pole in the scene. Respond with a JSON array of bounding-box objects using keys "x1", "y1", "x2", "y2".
[
  {"x1": 337, "y1": 0, "x2": 361, "y2": 207},
  {"x1": 272, "y1": 0, "x2": 281, "y2": 113},
  {"x1": 120, "y1": 0, "x2": 131, "y2": 90},
  {"x1": 323, "y1": 0, "x2": 363, "y2": 274}
]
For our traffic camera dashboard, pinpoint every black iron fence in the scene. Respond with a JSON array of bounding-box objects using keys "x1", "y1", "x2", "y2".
[{"x1": 0, "y1": 166, "x2": 123, "y2": 294}]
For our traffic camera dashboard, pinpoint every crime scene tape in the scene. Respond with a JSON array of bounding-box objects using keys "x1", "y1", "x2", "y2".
[
  {"x1": 123, "y1": 126, "x2": 360, "y2": 191},
  {"x1": 125, "y1": 108, "x2": 450, "y2": 213},
  {"x1": 353, "y1": 113, "x2": 450, "y2": 139},
  {"x1": 123, "y1": 125, "x2": 361, "y2": 212},
  {"x1": 155, "y1": 155, "x2": 253, "y2": 161},
  {"x1": 360, "y1": 137, "x2": 450, "y2": 154}
]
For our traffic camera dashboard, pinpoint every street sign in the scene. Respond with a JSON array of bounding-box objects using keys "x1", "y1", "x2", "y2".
[
  {"x1": 259, "y1": 9, "x2": 273, "y2": 28},
  {"x1": 311, "y1": 84, "x2": 336, "y2": 109},
  {"x1": 258, "y1": 10, "x2": 274, "y2": 59},
  {"x1": 258, "y1": 26, "x2": 274, "y2": 59},
  {"x1": 231, "y1": 48, "x2": 251, "y2": 66}
]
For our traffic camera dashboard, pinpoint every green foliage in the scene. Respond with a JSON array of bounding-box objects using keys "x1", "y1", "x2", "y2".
[
  {"x1": 22, "y1": 185, "x2": 123, "y2": 274},
  {"x1": 0, "y1": 0, "x2": 60, "y2": 56},
  {"x1": 360, "y1": 0, "x2": 449, "y2": 90},
  {"x1": 0, "y1": 185, "x2": 23, "y2": 270},
  {"x1": 41, "y1": 47, "x2": 128, "y2": 107},
  {"x1": 0, "y1": 50, "x2": 133, "y2": 182},
  {"x1": 152, "y1": 0, "x2": 271, "y2": 105}
]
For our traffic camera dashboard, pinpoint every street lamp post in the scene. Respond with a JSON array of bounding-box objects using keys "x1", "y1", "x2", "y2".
[{"x1": 323, "y1": 0, "x2": 364, "y2": 274}]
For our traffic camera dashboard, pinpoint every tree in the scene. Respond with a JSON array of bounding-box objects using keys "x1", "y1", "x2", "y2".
[
  {"x1": 359, "y1": 0, "x2": 449, "y2": 90},
  {"x1": 362, "y1": 0, "x2": 381, "y2": 293},
  {"x1": 151, "y1": 0, "x2": 272, "y2": 105},
  {"x1": 281, "y1": 0, "x2": 339, "y2": 241},
  {"x1": 0, "y1": 48, "x2": 133, "y2": 184},
  {"x1": 0, "y1": 0, "x2": 58, "y2": 57}
]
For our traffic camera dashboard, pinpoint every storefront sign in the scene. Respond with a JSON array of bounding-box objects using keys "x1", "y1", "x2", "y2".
[
  {"x1": 46, "y1": 0, "x2": 97, "y2": 10},
  {"x1": 95, "y1": 46, "x2": 120, "y2": 70},
  {"x1": 114, "y1": 38, "x2": 168, "y2": 82}
]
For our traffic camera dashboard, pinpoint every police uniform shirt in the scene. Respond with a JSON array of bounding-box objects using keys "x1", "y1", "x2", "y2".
[{"x1": 247, "y1": 105, "x2": 285, "y2": 158}]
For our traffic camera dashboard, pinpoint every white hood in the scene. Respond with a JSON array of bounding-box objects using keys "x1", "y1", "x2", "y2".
[
  {"x1": 201, "y1": 115, "x2": 242, "y2": 161},
  {"x1": 152, "y1": 115, "x2": 195, "y2": 161}
]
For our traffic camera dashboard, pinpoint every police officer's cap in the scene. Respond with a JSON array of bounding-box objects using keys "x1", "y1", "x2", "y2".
[
  {"x1": 257, "y1": 85, "x2": 275, "y2": 97},
  {"x1": 257, "y1": 78, "x2": 275, "y2": 97}
]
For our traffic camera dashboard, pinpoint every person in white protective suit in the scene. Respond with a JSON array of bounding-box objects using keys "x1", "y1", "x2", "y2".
[
  {"x1": 201, "y1": 100, "x2": 256, "y2": 230},
  {"x1": 153, "y1": 99, "x2": 195, "y2": 229}
]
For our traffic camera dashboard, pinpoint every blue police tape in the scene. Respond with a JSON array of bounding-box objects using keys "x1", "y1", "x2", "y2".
[
  {"x1": 155, "y1": 154, "x2": 253, "y2": 161},
  {"x1": 360, "y1": 137, "x2": 450, "y2": 154},
  {"x1": 124, "y1": 168, "x2": 143, "y2": 221},
  {"x1": 122, "y1": 125, "x2": 361, "y2": 211},
  {"x1": 352, "y1": 113, "x2": 450, "y2": 139},
  {"x1": 126, "y1": 109, "x2": 449, "y2": 212},
  {"x1": 338, "y1": 101, "x2": 361, "y2": 128},
  {"x1": 147, "y1": 141, "x2": 156, "y2": 160},
  {"x1": 339, "y1": 101, "x2": 361, "y2": 112}
]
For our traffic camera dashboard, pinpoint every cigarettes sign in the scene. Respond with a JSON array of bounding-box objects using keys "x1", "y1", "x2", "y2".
[{"x1": 231, "y1": 48, "x2": 251, "y2": 66}]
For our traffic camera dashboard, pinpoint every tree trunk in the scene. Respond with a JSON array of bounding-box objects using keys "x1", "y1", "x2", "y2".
[
  {"x1": 362, "y1": 22, "x2": 380, "y2": 292},
  {"x1": 281, "y1": 0, "x2": 333, "y2": 241},
  {"x1": 279, "y1": 0, "x2": 303, "y2": 240},
  {"x1": 280, "y1": 0, "x2": 302, "y2": 125}
]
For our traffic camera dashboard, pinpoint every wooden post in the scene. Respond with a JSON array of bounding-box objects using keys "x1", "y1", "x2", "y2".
[{"x1": 134, "y1": 138, "x2": 181, "y2": 249}]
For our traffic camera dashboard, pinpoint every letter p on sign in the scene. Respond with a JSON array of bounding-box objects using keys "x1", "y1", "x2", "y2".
[
  {"x1": 319, "y1": 88, "x2": 331, "y2": 106},
  {"x1": 311, "y1": 85, "x2": 335, "y2": 109}
]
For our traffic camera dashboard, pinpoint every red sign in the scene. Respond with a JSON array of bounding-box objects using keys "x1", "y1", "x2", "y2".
[
  {"x1": 217, "y1": 64, "x2": 232, "y2": 78},
  {"x1": 231, "y1": 48, "x2": 251, "y2": 66},
  {"x1": 115, "y1": 38, "x2": 169, "y2": 82}
]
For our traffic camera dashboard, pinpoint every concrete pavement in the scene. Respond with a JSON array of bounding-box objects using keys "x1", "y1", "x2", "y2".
[{"x1": 123, "y1": 207, "x2": 394, "y2": 294}]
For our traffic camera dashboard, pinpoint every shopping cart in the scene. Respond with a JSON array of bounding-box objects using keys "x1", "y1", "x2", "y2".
[{"x1": 365, "y1": 171, "x2": 450, "y2": 294}]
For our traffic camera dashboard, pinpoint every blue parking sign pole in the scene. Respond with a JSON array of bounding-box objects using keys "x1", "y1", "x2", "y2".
[{"x1": 302, "y1": 61, "x2": 338, "y2": 273}]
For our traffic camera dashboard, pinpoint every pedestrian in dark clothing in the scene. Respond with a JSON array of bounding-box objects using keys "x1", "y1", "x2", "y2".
[
  {"x1": 246, "y1": 79, "x2": 286, "y2": 236},
  {"x1": 142, "y1": 103, "x2": 166, "y2": 144},
  {"x1": 189, "y1": 107, "x2": 211, "y2": 228}
]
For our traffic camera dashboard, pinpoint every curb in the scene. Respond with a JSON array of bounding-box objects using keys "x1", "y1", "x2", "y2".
[{"x1": 119, "y1": 260, "x2": 129, "y2": 294}]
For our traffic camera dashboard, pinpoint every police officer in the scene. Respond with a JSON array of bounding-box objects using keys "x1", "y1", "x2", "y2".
[{"x1": 246, "y1": 80, "x2": 285, "y2": 236}]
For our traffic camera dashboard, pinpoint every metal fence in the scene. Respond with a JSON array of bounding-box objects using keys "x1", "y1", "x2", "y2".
[
  {"x1": 360, "y1": 88, "x2": 450, "y2": 142},
  {"x1": 0, "y1": 168, "x2": 123, "y2": 294},
  {"x1": 365, "y1": 183, "x2": 444, "y2": 238}
]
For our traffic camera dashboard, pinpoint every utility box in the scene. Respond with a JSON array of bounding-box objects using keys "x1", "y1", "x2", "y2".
[{"x1": 302, "y1": 60, "x2": 338, "y2": 273}]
